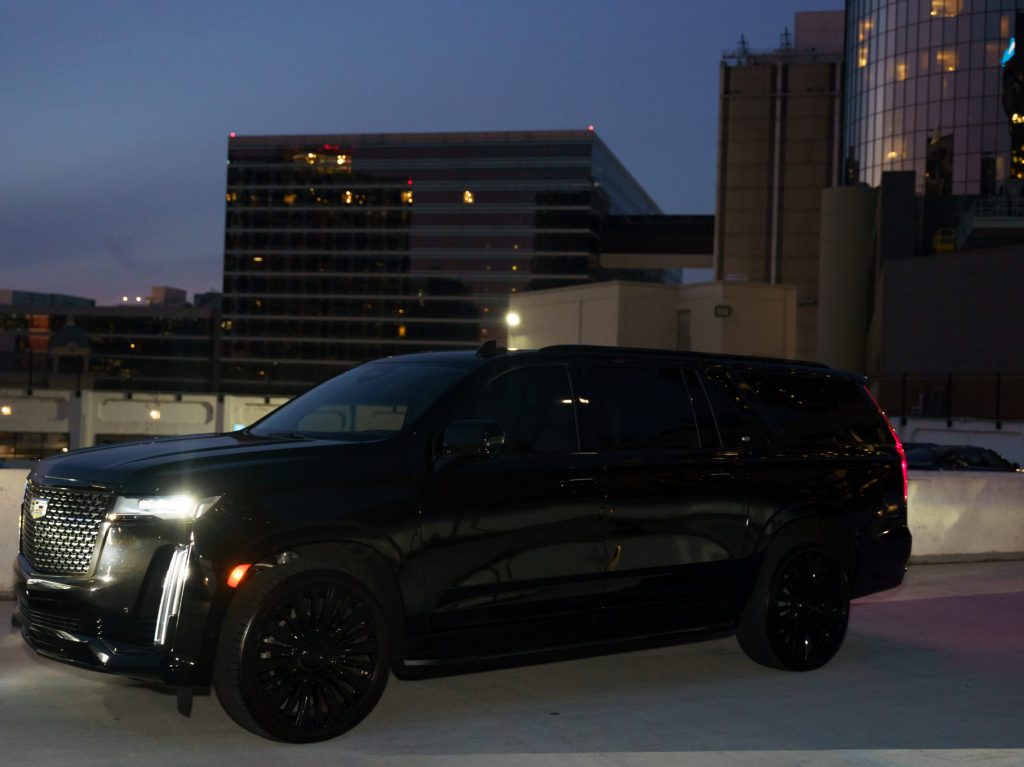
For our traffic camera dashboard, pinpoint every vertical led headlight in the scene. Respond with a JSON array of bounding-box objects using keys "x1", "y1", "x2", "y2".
[{"x1": 154, "y1": 544, "x2": 192, "y2": 646}]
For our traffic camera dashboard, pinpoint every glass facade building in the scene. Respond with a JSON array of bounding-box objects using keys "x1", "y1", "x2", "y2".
[
  {"x1": 845, "y1": 0, "x2": 1024, "y2": 196},
  {"x1": 222, "y1": 131, "x2": 661, "y2": 392}
]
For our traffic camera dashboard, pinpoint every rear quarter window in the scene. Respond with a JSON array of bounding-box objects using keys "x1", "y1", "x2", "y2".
[{"x1": 741, "y1": 371, "x2": 890, "y2": 446}]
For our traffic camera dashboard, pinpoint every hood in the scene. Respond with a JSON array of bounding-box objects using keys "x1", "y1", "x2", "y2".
[{"x1": 32, "y1": 432, "x2": 376, "y2": 495}]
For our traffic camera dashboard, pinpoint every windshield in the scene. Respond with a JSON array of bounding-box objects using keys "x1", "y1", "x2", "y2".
[{"x1": 249, "y1": 360, "x2": 474, "y2": 440}]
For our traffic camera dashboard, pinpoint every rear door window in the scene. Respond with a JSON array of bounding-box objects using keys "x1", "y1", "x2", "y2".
[
  {"x1": 740, "y1": 371, "x2": 889, "y2": 446},
  {"x1": 580, "y1": 365, "x2": 700, "y2": 451}
]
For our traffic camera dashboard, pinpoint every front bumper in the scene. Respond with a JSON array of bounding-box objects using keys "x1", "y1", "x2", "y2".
[{"x1": 13, "y1": 548, "x2": 210, "y2": 686}]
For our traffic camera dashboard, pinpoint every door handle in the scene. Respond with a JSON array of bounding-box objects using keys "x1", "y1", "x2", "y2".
[
  {"x1": 559, "y1": 477, "x2": 597, "y2": 493},
  {"x1": 607, "y1": 544, "x2": 622, "y2": 572},
  {"x1": 700, "y1": 471, "x2": 734, "y2": 482}
]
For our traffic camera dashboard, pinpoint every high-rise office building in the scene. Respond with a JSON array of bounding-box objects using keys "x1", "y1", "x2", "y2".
[
  {"x1": 845, "y1": 0, "x2": 1023, "y2": 196},
  {"x1": 221, "y1": 130, "x2": 661, "y2": 392},
  {"x1": 714, "y1": 11, "x2": 845, "y2": 361}
]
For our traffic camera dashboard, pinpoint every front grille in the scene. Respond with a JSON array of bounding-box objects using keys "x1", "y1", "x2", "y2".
[{"x1": 20, "y1": 482, "x2": 112, "y2": 575}]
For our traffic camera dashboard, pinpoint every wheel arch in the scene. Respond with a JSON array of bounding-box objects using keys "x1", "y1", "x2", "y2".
[
  {"x1": 757, "y1": 504, "x2": 857, "y2": 577},
  {"x1": 194, "y1": 531, "x2": 408, "y2": 685}
]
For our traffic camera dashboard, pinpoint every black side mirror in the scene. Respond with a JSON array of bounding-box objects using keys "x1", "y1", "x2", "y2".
[{"x1": 439, "y1": 419, "x2": 505, "y2": 464}]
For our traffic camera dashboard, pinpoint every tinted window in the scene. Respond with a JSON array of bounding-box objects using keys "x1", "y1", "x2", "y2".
[
  {"x1": 582, "y1": 365, "x2": 699, "y2": 450},
  {"x1": 698, "y1": 368, "x2": 770, "y2": 448},
  {"x1": 741, "y1": 372, "x2": 890, "y2": 446},
  {"x1": 458, "y1": 365, "x2": 578, "y2": 455}
]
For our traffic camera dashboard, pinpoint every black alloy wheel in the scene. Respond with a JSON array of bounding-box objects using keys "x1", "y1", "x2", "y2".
[
  {"x1": 737, "y1": 537, "x2": 850, "y2": 671},
  {"x1": 764, "y1": 547, "x2": 849, "y2": 670},
  {"x1": 215, "y1": 563, "x2": 391, "y2": 742}
]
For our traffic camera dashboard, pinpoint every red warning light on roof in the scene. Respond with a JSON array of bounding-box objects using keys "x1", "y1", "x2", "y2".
[
  {"x1": 229, "y1": 132, "x2": 237, "y2": 138},
  {"x1": 587, "y1": 124, "x2": 595, "y2": 132},
  {"x1": 407, "y1": 178, "x2": 413, "y2": 185}
]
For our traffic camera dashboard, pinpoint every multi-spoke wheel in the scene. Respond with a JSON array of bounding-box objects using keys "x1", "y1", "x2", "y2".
[
  {"x1": 215, "y1": 562, "x2": 391, "y2": 741},
  {"x1": 737, "y1": 535, "x2": 850, "y2": 671}
]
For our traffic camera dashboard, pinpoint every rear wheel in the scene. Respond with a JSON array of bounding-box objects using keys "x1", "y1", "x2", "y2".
[
  {"x1": 737, "y1": 536, "x2": 850, "y2": 671},
  {"x1": 214, "y1": 562, "x2": 390, "y2": 742}
]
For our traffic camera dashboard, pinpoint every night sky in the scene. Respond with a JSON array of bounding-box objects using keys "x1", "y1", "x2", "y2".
[{"x1": 1, "y1": 0, "x2": 841, "y2": 305}]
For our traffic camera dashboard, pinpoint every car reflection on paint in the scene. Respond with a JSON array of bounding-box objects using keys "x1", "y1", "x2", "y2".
[{"x1": 904, "y1": 443, "x2": 1022, "y2": 472}]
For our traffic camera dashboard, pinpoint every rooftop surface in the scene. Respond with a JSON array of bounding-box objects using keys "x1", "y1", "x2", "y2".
[{"x1": 2, "y1": 561, "x2": 1022, "y2": 766}]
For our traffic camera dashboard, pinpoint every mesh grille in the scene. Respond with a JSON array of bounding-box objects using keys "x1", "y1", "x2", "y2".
[{"x1": 20, "y1": 482, "x2": 112, "y2": 575}]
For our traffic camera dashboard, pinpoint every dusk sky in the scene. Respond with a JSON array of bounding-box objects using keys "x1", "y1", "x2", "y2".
[{"x1": 2, "y1": 0, "x2": 841, "y2": 306}]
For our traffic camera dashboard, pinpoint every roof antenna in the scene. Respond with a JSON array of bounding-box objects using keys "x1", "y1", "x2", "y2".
[
  {"x1": 737, "y1": 34, "x2": 749, "y2": 59},
  {"x1": 780, "y1": 27, "x2": 792, "y2": 51},
  {"x1": 476, "y1": 340, "x2": 502, "y2": 357}
]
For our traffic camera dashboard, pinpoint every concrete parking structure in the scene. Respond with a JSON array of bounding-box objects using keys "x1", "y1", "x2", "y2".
[{"x1": 2, "y1": 561, "x2": 1022, "y2": 766}]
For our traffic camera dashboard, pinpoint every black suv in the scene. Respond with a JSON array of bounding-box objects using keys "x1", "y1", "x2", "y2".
[{"x1": 13, "y1": 345, "x2": 911, "y2": 742}]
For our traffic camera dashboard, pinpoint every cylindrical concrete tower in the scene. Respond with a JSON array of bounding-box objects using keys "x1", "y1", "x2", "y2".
[{"x1": 817, "y1": 186, "x2": 877, "y2": 373}]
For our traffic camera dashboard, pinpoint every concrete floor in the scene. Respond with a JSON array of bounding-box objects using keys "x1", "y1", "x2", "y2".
[{"x1": 2, "y1": 561, "x2": 1022, "y2": 767}]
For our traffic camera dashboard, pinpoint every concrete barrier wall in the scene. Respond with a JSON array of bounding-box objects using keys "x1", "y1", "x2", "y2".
[
  {"x1": 907, "y1": 470, "x2": 1024, "y2": 561},
  {"x1": 1, "y1": 468, "x2": 29, "y2": 598},
  {"x1": 1, "y1": 466, "x2": 1021, "y2": 597}
]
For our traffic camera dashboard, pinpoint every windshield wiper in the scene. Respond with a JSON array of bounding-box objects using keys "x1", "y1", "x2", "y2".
[{"x1": 259, "y1": 431, "x2": 317, "y2": 440}]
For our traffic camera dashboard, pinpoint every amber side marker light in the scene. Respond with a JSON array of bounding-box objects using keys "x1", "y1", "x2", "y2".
[{"x1": 227, "y1": 564, "x2": 252, "y2": 588}]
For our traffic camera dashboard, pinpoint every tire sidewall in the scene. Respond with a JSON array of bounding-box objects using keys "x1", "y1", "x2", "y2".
[
  {"x1": 761, "y1": 541, "x2": 850, "y2": 672},
  {"x1": 221, "y1": 564, "x2": 391, "y2": 742}
]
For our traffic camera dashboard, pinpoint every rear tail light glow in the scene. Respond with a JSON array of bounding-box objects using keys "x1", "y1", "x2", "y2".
[{"x1": 864, "y1": 385, "x2": 908, "y2": 501}]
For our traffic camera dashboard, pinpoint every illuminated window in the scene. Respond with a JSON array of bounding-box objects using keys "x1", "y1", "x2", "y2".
[
  {"x1": 344, "y1": 190, "x2": 353, "y2": 204},
  {"x1": 401, "y1": 190, "x2": 413, "y2": 204},
  {"x1": 463, "y1": 190, "x2": 475, "y2": 204},
  {"x1": 858, "y1": 18, "x2": 872, "y2": 43},
  {"x1": 1003, "y1": 14, "x2": 1011, "y2": 39},
  {"x1": 935, "y1": 49, "x2": 957, "y2": 72},
  {"x1": 397, "y1": 324, "x2": 407, "y2": 338},
  {"x1": 858, "y1": 46, "x2": 868, "y2": 68},
  {"x1": 1, "y1": 406, "x2": 12, "y2": 416},
  {"x1": 226, "y1": 192, "x2": 238, "y2": 203},
  {"x1": 283, "y1": 193, "x2": 298, "y2": 205},
  {"x1": 931, "y1": 0, "x2": 961, "y2": 17},
  {"x1": 895, "y1": 61, "x2": 908, "y2": 82},
  {"x1": 252, "y1": 256, "x2": 263, "y2": 263}
]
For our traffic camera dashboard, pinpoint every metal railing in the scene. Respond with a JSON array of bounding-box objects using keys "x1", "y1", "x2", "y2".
[{"x1": 874, "y1": 373, "x2": 1024, "y2": 426}]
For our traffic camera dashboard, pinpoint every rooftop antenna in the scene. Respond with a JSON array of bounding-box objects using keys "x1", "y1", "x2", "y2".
[
  {"x1": 780, "y1": 27, "x2": 793, "y2": 51},
  {"x1": 737, "y1": 34, "x2": 749, "y2": 59}
]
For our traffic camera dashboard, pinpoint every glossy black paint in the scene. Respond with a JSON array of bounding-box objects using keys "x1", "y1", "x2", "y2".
[{"x1": 13, "y1": 345, "x2": 911, "y2": 689}]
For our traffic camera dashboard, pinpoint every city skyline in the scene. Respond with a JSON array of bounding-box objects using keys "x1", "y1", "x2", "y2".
[{"x1": 1, "y1": 0, "x2": 841, "y2": 305}]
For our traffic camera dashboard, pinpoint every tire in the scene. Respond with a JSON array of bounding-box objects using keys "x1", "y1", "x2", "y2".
[
  {"x1": 214, "y1": 561, "x2": 391, "y2": 742},
  {"x1": 736, "y1": 534, "x2": 850, "y2": 671}
]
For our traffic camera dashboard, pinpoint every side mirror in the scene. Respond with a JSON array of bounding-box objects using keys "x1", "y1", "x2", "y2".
[{"x1": 439, "y1": 419, "x2": 505, "y2": 464}]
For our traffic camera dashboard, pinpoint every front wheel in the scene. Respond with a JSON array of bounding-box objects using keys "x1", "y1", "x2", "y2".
[
  {"x1": 737, "y1": 539, "x2": 850, "y2": 671},
  {"x1": 214, "y1": 562, "x2": 391, "y2": 742}
]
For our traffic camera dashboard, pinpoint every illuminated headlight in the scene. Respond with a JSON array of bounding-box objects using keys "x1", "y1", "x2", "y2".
[{"x1": 108, "y1": 495, "x2": 221, "y2": 521}]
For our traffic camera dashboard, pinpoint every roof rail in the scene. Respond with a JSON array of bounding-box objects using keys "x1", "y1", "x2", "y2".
[{"x1": 537, "y1": 344, "x2": 831, "y2": 369}]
